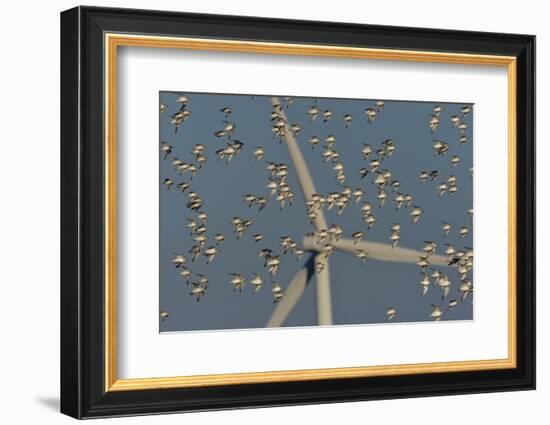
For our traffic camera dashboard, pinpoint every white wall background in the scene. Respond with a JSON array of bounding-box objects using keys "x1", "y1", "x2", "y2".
[{"x1": 0, "y1": 0, "x2": 543, "y2": 423}]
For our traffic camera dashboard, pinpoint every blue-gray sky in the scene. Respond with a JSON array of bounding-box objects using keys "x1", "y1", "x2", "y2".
[{"x1": 159, "y1": 91, "x2": 473, "y2": 332}]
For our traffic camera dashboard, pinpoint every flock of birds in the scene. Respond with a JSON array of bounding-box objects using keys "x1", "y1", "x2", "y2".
[{"x1": 159, "y1": 93, "x2": 474, "y2": 326}]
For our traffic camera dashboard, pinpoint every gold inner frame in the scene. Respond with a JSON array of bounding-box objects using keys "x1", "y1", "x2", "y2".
[{"x1": 104, "y1": 33, "x2": 518, "y2": 392}]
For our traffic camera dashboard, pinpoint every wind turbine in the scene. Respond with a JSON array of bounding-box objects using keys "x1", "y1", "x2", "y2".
[{"x1": 266, "y1": 97, "x2": 453, "y2": 328}]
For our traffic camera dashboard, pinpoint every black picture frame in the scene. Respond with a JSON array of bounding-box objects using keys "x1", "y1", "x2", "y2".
[{"x1": 61, "y1": 5, "x2": 535, "y2": 419}]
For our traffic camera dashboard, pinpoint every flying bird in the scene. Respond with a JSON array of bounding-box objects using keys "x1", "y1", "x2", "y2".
[
  {"x1": 220, "y1": 107, "x2": 232, "y2": 118},
  {"x1": 343, "y1": 114, "x2": 353, "y2": 128},
  {"x1": 308, "y1": 136, "x2": 320, "y2": 149},
  {"x1": 307, "y1": 106, "x2": 321, "y2": 122},
  {"x1": 229, "y1": 273, "x2": 246, "y2": 293},
  {"x1": 461, "y1": 105, "x2": 472, "y2": 116},
  {"x1": 250, "y1": 274, "x2": 264, "y2": 293},
  {"x1": 266, "y1": 255, "x2": 281, "y2": 277},
  {"x1": 365, "y1": 108, "x2": 377, "y2": 124},
  {"x1": 179, "y1": 267, "x2": 192, "y2": 283},
  {"x1": 163, "y1": 178, "x2": 174, "y2": 190},
  {"x1": 430, "y1": 305, "x2": 443, "y2": 321},
  {"x1": 459, "y1": 226, "x2": 470, "y2": 238},
  {"x1": 429, "y1": 114, "x2": 440, "y2": 132},
  {"x1": 322, "y1": 110, "x2": 334, "y2": 122},
  {"x1": 272, "y1": 282, "x2": 285, "y2": 303},
  {"x1": 172, "y1": 254, "x2": 186, "y2": 268},
  {"x1": 190, "y1": 284, "x2": 206, "y2": 302},
  {"x1": 420, "y1": 275, "x2": 430, "y2": 296},
  {"x1": 203, "y1": 246, "x2": 218, "y2": 263},
  {"x1": 410, "y1": 206, "x2": 423, "y2": 224},
  {"x1": 253, "y1": 146, "x2": 265, "y2": 160},
  {"x1": 433, "y1": 140, "x2": 449, "y2": 156},
  {"x1": 355, "y1": 249, "x2": 368, "y2": 265},
  {"x1": 390, "y1": 231, "x2": 400, "y2": 249},
  {"x1": 361, "y1": 144, "x2": 373, "y2": 159},
  {"x1": 447, "y1": 300, "x2": 458, "y2": 311},
  {"x1": 352, "y1": 231, "x2": 364, "y2": 244}
]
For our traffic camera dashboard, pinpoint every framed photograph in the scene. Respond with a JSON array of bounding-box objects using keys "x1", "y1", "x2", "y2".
[{"x1": 60, "y1": 6, "x2": 535, "y2": 419}]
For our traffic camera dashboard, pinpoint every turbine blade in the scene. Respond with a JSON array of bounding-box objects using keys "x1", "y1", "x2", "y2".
[
  {"x1": 266, "y1": 255, "x2": 315, "y2": 327},
  {"x1": 303, "y1": 236, "x2": 451, "y2": 267},
  {"x1": 270, "y1": 97, "x2": 328, "y2": 232}
]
